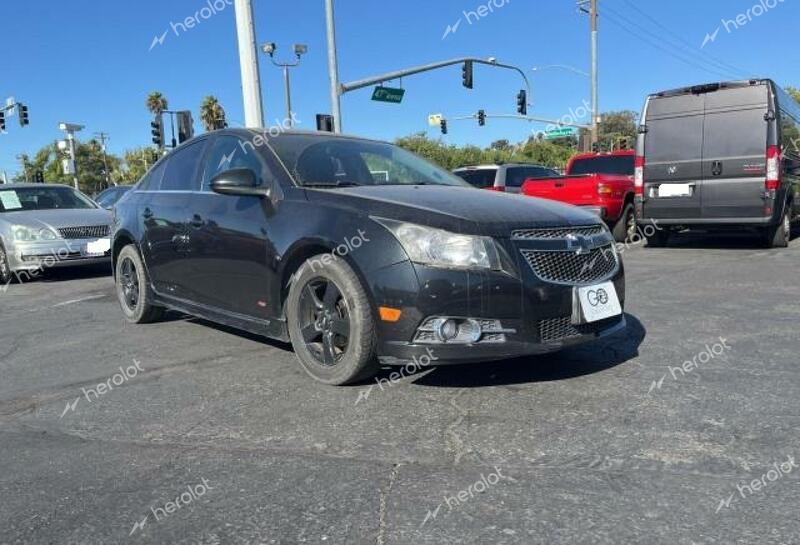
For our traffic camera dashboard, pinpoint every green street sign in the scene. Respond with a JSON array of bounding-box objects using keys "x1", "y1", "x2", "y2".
[
  {"x1": 543, "y1": 127, "x2": 577, "y2": 140},
  {"x1": 372, "y1": 86, "x2": 405, "y2": 104}
]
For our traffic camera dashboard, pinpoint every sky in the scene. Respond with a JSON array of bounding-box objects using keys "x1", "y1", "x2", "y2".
[{"x1": 1, "y1": 0, "x2": 798, "y2": 177}]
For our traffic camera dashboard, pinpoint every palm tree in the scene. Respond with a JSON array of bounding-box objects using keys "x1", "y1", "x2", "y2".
[
  {"x1": 145, "y1": 91, "x2": 168, "y2": 116},
  {"x1": 200, "y1": 95, "x2": 227, "y2": 131}
]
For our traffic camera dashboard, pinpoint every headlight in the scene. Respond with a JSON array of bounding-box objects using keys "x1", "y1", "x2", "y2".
[
  {"x1": 13, "y1": 226, "x2": 59, "y2": 241},
  {"x1": 375, "y1": 218, "x2": 501, "y2": 270}
]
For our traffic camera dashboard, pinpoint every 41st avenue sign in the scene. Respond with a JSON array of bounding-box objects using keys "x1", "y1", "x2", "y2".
[{"x1": 371, "y1": 86, "x2": 405, "y2": 104}]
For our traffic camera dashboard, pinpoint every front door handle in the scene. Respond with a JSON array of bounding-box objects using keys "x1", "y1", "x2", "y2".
[
  {"x1": 142, "y1": 208, "x2": 153, "y2": 219},
  {"x1": 189, "y1": 215, "x2": 204, "y2": 228}
]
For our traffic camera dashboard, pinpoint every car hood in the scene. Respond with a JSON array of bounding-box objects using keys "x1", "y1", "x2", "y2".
[
  {"x1": 0, "y1": 208, "x2": 112, "y2": 231},
  {"x1": 305, "y1": 185, "x2": 600, "y2": 236}
]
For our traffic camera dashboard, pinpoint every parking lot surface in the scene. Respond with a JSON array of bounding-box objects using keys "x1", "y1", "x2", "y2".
[{"x1": 1, "y1": 232, "x2": 798, "y2": 545}]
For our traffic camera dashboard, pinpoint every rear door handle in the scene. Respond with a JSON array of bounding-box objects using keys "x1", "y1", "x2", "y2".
[{"x1": 711, "y1": 161, "x2": 723, "y2": 176}]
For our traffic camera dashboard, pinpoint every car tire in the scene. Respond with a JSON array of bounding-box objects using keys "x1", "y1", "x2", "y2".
[
  {"x1": 764, "y1": 205, "x2": 791, "y2": 249},
  {"x1": 645, "y1": 229, "x2": 670, "y2": 248},
  {"x1": 115, "y1": 245, "x2": 165, "y2": 324},
  {"x1": 0, "y1": 241, "x2": 12, "y2": 285},
  {"x1": 286, "y1": 255, "x2": 379, "y2": 385},
  {"x1": 612, "y1": 203, "x2": 636, "y2": 243}
]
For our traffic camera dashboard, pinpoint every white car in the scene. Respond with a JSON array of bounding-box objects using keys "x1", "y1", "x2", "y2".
[{"x1": 0, "y1": 184, "x2": 112, "y2": 283}]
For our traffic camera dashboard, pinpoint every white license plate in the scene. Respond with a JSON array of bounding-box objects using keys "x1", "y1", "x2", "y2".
[
  {"x1": 658, "y1": 183, "x2": 693, "y2": 198},
  {"x1": 85, "y1": 238, "x2": 111, "y2": 257},
  {"x1": 576, "y1": 281, "x2": 623, "y2": 323}
]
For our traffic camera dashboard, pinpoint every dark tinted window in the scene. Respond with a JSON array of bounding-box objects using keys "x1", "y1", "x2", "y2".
[
  {"x1": 454, "y1": 169, "x2": 498, "y2": 189},
  {"x1": 161, "y1": 141, "x2": 206, "y2": 191},
  {"x1": 570, "y1": 156, "x2": 635, "y2": 176},
  {"x1": 202, "y1": 136, "x2": 274, "y2": 190},
  {"x1": 138, "y1": 159, "x2": 168, "y2": 191},
  {"x1": 506, "y1": 166, "x2": 559, "y2": 187}
]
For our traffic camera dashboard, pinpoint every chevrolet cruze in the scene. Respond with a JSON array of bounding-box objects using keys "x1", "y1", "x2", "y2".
[{"x1": 112, "y1": 130, "x2": 627, "y2": 384}]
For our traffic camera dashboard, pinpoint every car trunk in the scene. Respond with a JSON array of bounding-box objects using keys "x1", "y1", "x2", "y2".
[{"x1": 642, "y1": 83, "x2": 770, "y2": 221}]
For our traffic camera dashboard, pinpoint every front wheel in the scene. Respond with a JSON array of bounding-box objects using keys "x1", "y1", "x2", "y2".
[
  {"x1": 0, "y1": 242, "x2": 12, "y2": 285},
  {"x1": 286, "y1": 256, "x2": 378, "y2": 385},
  {"x1": 115, "y1": 245, "x2": 164, "y2": 324},
  {"x1": 764, "y1": 206, "x2": 791, "y2": 249}
]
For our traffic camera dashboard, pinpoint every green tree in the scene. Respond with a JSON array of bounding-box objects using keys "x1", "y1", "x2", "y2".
[
  {"x1": 13, "y1": 140, "x2": 122, "y2": 193},
  {"x1": 200, "y1": 95, "x2": 227, "y2": 131},
  {"x1": 146, "y1": 91, "x2": 168, "y2": 116},
  {"x1": 786, "y1": 86, "x2": 800, "y2": 103},
  {"x1": 121, "y1": 147, "x2": 161, "y2": 184},
  {"x1": 598, "y1": 110, "x2": 638, "y2": 151}
]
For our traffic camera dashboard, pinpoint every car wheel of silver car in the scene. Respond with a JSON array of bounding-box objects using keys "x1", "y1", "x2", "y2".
[
  {"x1": 0, "y1": 242, "x2": 12, "y2": 285},
  {"x1": 286, "y1": 255, "x2": 379, "y2": 385},
  {"x1": 115, "y1": 245, "x2": 164, "y2": 324},
  {"x1": 765, "y1": 206, "x2": 791, "y2": 249}
]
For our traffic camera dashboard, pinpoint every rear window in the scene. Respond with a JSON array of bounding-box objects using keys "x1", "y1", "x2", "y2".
[
  {"x1": 569, "y1": 156, "x2": 635, "y2": 176},
  {"x1": 454, "y1": 169, "x2": 498, "y2": 189}
]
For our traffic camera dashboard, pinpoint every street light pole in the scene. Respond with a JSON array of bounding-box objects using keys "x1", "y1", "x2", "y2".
[
  {"x1": 324, "y1": 0, "x2": 343, "y2": 133},
  {"x1": 262, "y1": 43, "x2": 307, "y2": 128},
  {"x1": 283, "y1": 65, "x2": 293, "y2": 125},
  {"x1": 234, "y1": 0, "x2": 265, "y2": 128}
]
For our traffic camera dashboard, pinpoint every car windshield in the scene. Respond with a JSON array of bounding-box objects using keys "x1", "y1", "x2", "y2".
[
  {"x1": 453, "y1": 169, "x2": 498, "y2": 189},
  {"x1": 570, "y1": 155, "x2": 635, "y2": 176},
  {"x1": 267, "y1": 134, "x2": 471, "y2": 188},
  {"x1": 0, "y1": 186, "x2": 97, "y2": 213}
]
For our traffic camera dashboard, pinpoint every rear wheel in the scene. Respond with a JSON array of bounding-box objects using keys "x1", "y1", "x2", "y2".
[
  {"x1": 115, "y1": 245, "x2": 164, "y2": 323},
  {"x1": 0, "y1": 242, "x2": 12, "y2": 285},
  {"x1": 764, "y1": 205, "x2": 791, "y2": 249},
  {"x1": 286, "y1": 256, "x2": 378, "y2": 385},
  {"x1": 612, "y1": 203, "x2": 637, "y2": 242}
]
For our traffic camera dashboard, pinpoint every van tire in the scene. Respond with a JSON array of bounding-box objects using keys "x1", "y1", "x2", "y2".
[
  {"x1": 612, "y1": 203, "x2": 636, "y2": 242},
  {"x1": 764, "y1": 206, "x2": 791, "y2": 249},
  {"x1": 646, "y1": 230, "x2": 670, "y2": 248}
]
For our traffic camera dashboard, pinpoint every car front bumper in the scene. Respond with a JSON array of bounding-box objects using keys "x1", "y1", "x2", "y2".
[
  {"x1": 6, "y1": 239, "x2": 111, "y2": 273},
  {"x1": 369, "y1": 254, "x2": 627, "y2": 367}
]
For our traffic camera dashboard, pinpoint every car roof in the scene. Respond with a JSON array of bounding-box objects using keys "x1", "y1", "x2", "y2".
[{"x1": 454, "y1": 163, "x2": 551, "y2": 171}]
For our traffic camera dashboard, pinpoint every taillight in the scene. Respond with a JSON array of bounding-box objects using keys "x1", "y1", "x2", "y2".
[
  {"x1": 766, "y1": 145, "x2": 781, "y2": 191},
  {"x1": 597, "y1": 183, "x2": 613, "y2": 195},
  {"x1": 634, "y1": 156, "x2": 645, "y2": 196}
]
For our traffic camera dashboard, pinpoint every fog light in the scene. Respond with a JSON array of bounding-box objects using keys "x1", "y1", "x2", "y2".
[{"x1": 436, "y1": 319, "x2": 459, "y2": 342}]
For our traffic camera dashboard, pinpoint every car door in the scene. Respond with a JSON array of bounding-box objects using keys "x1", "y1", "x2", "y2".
[
  {"x1": 183, "y1": 135, "x2": 279, "y2": 318},
  {"x1": 701, "y1": 85, "x2": 769, "y2": 219},
  {"x1": 642, "y1": 93, "x2": 705, "y2": 220},
  {"x1": 139, "y1": 140, "x2": 206, "y2": 299}
]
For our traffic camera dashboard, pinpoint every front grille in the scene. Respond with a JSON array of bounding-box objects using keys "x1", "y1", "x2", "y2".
[
  {"x1": 512, "y1": 225, "x2": 605, "y2": 240},
  {"x1": 521, "y1": 246, "x2": 618, "y2": 285},
  {"x1": 58, "y1": 225, "x2": 110, "y2": 239},
  {"x1": 539, "y1": 315, "x2": 621, "y2": 343}
]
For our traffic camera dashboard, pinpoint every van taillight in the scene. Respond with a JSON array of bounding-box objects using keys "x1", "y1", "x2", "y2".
[
  {"x1": 634, "y1": 156, "x2": 645, "y2": 196},
  {"x1": 766, "y1": 146, "x2": 781, "y2": 191}
]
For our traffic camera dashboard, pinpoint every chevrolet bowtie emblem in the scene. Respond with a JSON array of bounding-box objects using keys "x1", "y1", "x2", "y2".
[{"x1": 565, "y1": 234, "x2": 593, "y2": 255}]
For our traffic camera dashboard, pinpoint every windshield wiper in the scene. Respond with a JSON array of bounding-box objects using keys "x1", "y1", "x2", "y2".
[{"x1": 302, "y1": 181, "x2": 362, "y2": 188}]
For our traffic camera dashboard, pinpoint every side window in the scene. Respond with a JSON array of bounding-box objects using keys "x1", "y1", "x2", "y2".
[
  {"x1": 137, "y1": 160, "x2": 167, "y2": 191},
  {"x1": 161, "y1": 141, "x2": 206, "y2": 191},
  {"x1": 526, "y1": 167, "x2": 558, "y2": 179},
  {"x1": 202, "y1": 136, "x2": 274, "y2": 190},
  {"x1": 505, "y1": 168, "x2": 528, "y2": 188}
]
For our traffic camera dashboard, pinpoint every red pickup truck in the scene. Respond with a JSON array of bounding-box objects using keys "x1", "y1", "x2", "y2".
[{"x1": 521, "y1": 150, "x2": 637, "y2": 242}]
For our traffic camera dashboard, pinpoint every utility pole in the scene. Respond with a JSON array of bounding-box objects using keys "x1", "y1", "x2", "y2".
[
  {"x1": 59, "y1": 122, "x2": 84, "y2": 190},
  {"x1": 95, "y1": 132, "x2": 113, "y2": 187},
  {"x1": 325, "y1": 0, "x2": 343, "y2": 133},
  {"x1": 15, "y1": 154, "x2": 29, "y2": 182},
  {"x1": 234, "y1": 0, "x2": 264, "y2": 128},
  {"x1": 590, "y1": 0, "x2": 599, "y2": 147}
]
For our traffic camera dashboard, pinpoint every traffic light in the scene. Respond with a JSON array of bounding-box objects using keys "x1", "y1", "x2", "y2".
[
  {"x1": 316, "y1": 114, "x2": 335, "y2": 132},
  {"x1": 462, "y1": 61, "x2": 473, "y2": 89},
  {"x1": 477, "y1": 109, "x2": 486, "y2": 127},
  {"x1": 440, "y1": 119, "x2": 448, "y2": 135},
  {"x1": 18, "y1": 104, "x2": 29, "y2": 127},
  {"x1": 516, "y1": 90, "x2": 527, "y2": 116},
  {"x1": 151, "y1": 114, "x2": 165, "y2": 148},
  {"x1": 34, "y1": 170, "x2": 44, "y2": 184},
  {"x1": 177, "y1": 110, "x2": 194, "y2": 143},
  {"x1": 0, "y1": 110, "x2": 5, "y2": 132}
]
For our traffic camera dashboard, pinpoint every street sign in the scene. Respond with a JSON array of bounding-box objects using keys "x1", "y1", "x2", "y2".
[
  {"x1": 371, "y1": 86, "x2": 405, "y2": 104},
  {"x1": 543, "y1": 127, "x2": 577, "y2": 140},
  {"x1": 428, "y1": 113, "x2": 443, "y2": 127}
]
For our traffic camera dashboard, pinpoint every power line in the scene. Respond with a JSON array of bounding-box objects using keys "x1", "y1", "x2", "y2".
[
  {"x1": 599, "y1": 4, "x2": 740, "y2": 80},
  {"x1": 618, "y1": 0, "x2": 753, "y2": 79}
]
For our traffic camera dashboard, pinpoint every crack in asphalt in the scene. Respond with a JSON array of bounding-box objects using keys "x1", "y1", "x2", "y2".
[
  {"x1": 445, "y1": 388, "x2": 471, "y2": 465},
  {"x1": 376, "y1": 462, "x2": 402, "y2": 545}
]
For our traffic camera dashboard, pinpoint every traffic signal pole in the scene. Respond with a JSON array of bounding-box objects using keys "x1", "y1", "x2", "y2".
[{"x1": 233, "y1": 0, "x2": 264, "y2": 129}]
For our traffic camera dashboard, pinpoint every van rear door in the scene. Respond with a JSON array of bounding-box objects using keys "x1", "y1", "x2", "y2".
[
  {"x1": 642, "y1": 93, "x2": 705, "y2": 219},
  {"x1": 701, "y1": 84, "x2": 769, "y2": 219}
]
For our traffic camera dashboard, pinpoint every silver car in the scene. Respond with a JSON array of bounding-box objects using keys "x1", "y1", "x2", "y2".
[{"x1": 0, "y1": 184, "x2": 113, "y2": 283}]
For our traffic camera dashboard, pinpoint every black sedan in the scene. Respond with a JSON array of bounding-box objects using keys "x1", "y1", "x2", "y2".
[{"x1": 111, "y1": 130, "x2": 626, "y2": 384}]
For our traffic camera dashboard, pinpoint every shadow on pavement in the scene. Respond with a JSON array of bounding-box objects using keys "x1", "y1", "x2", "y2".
[{"x1": 656, "y1": 226, "x2": 798, "y2": 251}]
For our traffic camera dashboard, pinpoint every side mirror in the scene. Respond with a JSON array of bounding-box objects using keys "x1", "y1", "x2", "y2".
[{"x1": 211, "y1": 168, "x2": 271, "y2": 198}]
